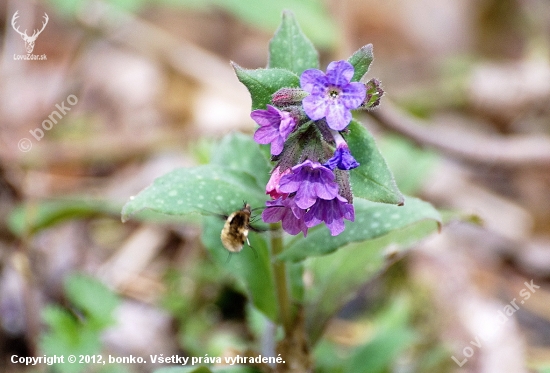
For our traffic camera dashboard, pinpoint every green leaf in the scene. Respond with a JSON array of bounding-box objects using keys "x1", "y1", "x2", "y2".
[
  {"x1": 121, "y1": 165, "x2": 267, "y2": 223},
  {"x1": 347, "y1": 120, "x2": 404, "y2": 205},
  {"x1": 40, "y1": 305, "x2": 102, "y2": 373},
  {"x1": 268, "y1": 10, "x2": 319, "y2": 75},
  {"x1": 303, "y1": 218, "x2": 439, "y2": 343},
  {"x1": 279, "y1": 196, "x2": 440, "y2": 261},
  {"x1": 64, "y1": 274, "x2": 120, "y2": 329},
  {"x1": 201, "y1": 216, "x2": 278, "y2": 321},
  {"x1": 41, "y1": 305, "x2": 81, "y2": 342},
  {"x1": 232, "y1": 65, "x2": 300, "y2": 110},
  {"x1": 246, "y1": 304, "x2": 283, "y2": 345},
  {"x1": 312, "y1": 339, "x2": 346, "y2": 373},
  {"x1": 107, "y1": 0, "x2": 146, "y2": 11},
  {"x1": 8, "y1": 199, "x2": 120, "y2": 236},
  {"x1": 39, "y1": 274, "x2": 121, "y2": 372},
  {"x1": 207, "y1": 0, "x2": 337, "y2": 48},
  {"x1": 50, "y1": 0, "x2": 146, "y2": 16},
  {"x1": 211, "y1": 133, "x2": 272, "y2": 190},
  {"x1": 347, "y1": 300, "x2": 416, "y2": 373},
  {"x1": 378, "y1": 135, "x2": 438, "y2": 195},
  {"x1": 348, "y1": 328, "x2": 415, "y2": 373},
  {"x1": 48, "y1": 0, "x2": 82, "y2": 16},
  {"x1": 347, "y1": 44, "x2": 374, "y2": 82}
]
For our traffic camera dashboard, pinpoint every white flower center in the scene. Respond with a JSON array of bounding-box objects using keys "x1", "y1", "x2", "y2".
[{"x1": 328, "y1": 87, "x2": 340, "y2": 100}]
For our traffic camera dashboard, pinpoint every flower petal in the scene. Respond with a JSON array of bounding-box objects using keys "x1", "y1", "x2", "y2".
[
  {"x1": 302, "y1": 94, "x2": 328, "y2": 121},
  {"x1": 303, "y1": 195, "x2": 354, "y2": 236},
  {"x1": 294, "y1": 185, "x2": 319, "y2": 209},
  {"x1": 299, "y1": 60, "x2": 366, "y2": 130},
  {"x1": 262, "y1": 198, "x2": 308, "y2": 236},
  {"x1": 325, "y1": 60, "x2": 355, "y2": 86},
  {"x1": 300, "y1": 69, "x2": 326, "y2": 94},
  {"x1": 250, "y1": 105, "x2": 280, "y2": 127},
  {"x1": 279, "y1": 113, "x2": 297, "y2": 139},
  {"x1": 262, "y1": 200, "x2": 286, "y2": 222},
  {"x1": 340, "y1": 82, "x2": 367, "y2": 109},
  {"x1": 279, "y1": 161, "x2": 339, "y2": 209},
  {"x1": 326, "y1": 217, "x2": 346, "y2": 236},
  {"x1": 325, "y1": 144, "x2": 360, "y2": 170},
  {"x1": 254, "y1": 125, "x2": 279, "y2": 144},
  {"x1": 270, "y1": 134, "x2": 285, "y2": 156},
  {"x1": 325, "y1": 103, "x2": 351, "y2": 131},
  {"x1": 266, "y1": 167, "x2": 290, "y2": 198}
]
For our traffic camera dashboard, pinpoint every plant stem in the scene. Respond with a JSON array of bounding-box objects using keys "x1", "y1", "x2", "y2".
[{"x1": 270, "y1": 223, "x2": 292, "y2": 334}]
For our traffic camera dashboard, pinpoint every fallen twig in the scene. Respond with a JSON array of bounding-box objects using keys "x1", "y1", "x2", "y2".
[{"x1": 369, "y1": 101, "x2": 550, "y2": 169}]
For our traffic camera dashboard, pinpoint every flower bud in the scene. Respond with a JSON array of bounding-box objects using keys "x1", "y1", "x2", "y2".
[
  {"x1": 359, "y1": 78, "x2": 384, "y2": 110},
  {"x1": 271, "y1": 88, "x2": 308, "y2": 107}
]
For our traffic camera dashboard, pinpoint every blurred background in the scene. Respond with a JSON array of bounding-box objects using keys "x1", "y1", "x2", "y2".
[{"x1": 1, "y1": 0, "x2": 550, "y2": 372}]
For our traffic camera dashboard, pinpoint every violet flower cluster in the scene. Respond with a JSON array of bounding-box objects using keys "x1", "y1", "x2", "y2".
[{"x1": 251, "y1": 60, "x2": 380, "y2": 236}]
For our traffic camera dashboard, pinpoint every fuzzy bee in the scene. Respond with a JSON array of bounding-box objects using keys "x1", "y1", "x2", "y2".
[
  {"x1": 220, "y1": 203, "x2": 253, "y2": 253},
  {"x1": 217, "y1": 202, "x2": 266, "y2": 261}
]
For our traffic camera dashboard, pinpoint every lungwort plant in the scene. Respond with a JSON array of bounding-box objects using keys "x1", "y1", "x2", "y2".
[{"x1": 122, "y1": 11, "x2": 441, "y2": 373}]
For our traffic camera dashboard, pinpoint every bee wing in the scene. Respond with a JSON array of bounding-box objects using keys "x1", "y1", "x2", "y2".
[{"x1": 192, "y1": 205, "x2": 229, "y2": 220}]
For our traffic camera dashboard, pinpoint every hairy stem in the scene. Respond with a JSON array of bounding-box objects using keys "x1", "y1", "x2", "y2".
[{"x1": 270, "y1": 223, "x2": 292, "y2": 334}]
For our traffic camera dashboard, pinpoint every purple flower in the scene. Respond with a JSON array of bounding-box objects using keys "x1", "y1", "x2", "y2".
[
  {"x1": 251, "y1": 105, "x2": 296, "y2": 155},
  {"x1": 279, "y1": 160, "x2": 339, "y2": 209},
  {"x1": 304, "y1": 195, "x2": 355, "y2": 236},
  {"x1": 325, "y1": 143, "x2": 359, "y2": 170},
  {"x1": 300, "y1": 60, "x2": 366, "y2": 131},
  {"x1": 265, "y1": 166, "x2": 290, "y2": 199},
  {"x1": 262, "y1": 197, "x2": 308, "y2": 236}
]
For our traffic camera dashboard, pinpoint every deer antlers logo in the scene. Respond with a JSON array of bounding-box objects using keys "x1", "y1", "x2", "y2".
[{"x1": 11, "y1": 11, "x2": 49, "y2": 54}]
